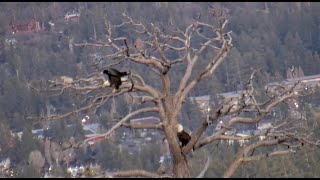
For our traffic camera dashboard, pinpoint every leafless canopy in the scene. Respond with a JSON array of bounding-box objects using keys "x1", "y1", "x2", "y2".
[{"x1": 28, "y1": 6, "x2": 320, "y2": 178}]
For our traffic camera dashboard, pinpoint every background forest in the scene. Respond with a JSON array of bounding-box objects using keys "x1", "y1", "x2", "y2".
[{"x1": 0, "y1": 2, "x2": 320, "y2": 177}]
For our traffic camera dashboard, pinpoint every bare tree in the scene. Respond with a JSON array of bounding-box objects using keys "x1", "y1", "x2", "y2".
[{"x1": 29, "y1": 6, "x2": 320, "y2": 178}]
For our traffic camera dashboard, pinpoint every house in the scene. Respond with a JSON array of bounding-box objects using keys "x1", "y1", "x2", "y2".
[
  {"x1": 80, "y1": 123, "x2": 106, "y2": 145},
  {"x1": 10, "y1": 128, "x2": 46, "y2": 141},
  {"x1": 218, "y1": 91, "x2": 245, "y2": 101},
  {"x1": 286, "y1": 98, "x2": 299, "y2": 110},
  {"x1": 48, "y1": 21, "x2": 55, "y2": 27},
  {"x1": 189, "y1": 95, "x2": 211, "y2": 112},
  {"x1": 285, "y1": 74, "x2": 320, "y2": 92},
  {"x1": 265, "y1": 72, "x2": 320, "y2": 97},
  {"x1": 82, "y1": 123, "x2": 104, "y2": 135},
  {"x1": 222, "y1": 129, "x2": 236, "y2": 146},
  {"x1": 5, "y1": 38, "x2": 17, "y2": 45},
  {"x1": 10, "y1": 121, "x2": 106, "y2": 144},
  {"x1": 224, "y1": 129, "x2": 236, "y2": 136},
  {"x1": 217, "y1": 90, "x2": 253, "y2": 105},
  {"x1": 159, "y1": 154, "x2": 172, "y2": 164},
  {"x1": 66, "y1": 164, "x2": 90, "y2": 177},
  {"x1": 129, "y1": 116, "x2": 162, "y2": 140},
  {"x1": 265, "y1": 71, "x2": 320, "y2": 121},
  {"x1": 257, "y1": 118, "x2": 274, "y2": 130},
  {"x1": 236, "y1": 130, "x2": 252, "y2": 138},
  {"x1": 217, "y1": 90, "x2": 255, "y2": 117},
  {"x1": 32, "y1": 128, "x2": 45, "y2": 140},
  {"x1": 64, "y1": 11, "x2": 80, "y2": 23},
  {"x1": 218, "y1": 129, "x2": 253, "y2": 146},
  {"x1": 118, "y1": 116, "x2": 163, "y2": 150},
  {"x1": 10, "y1": 130, "x2": 23, "y2": 141},
  {"x1": 213, "y1": 90, "x2": 256, "y2": 132},
  {"x1": 10, "y1": 19, "x2": 42, "y2": 34},
  {"x1": 235, "y1": 130, "x2": 252, "y2": 146},
  {"x1": 253, "y1": 129, "x2": 274, "y2": 141}
]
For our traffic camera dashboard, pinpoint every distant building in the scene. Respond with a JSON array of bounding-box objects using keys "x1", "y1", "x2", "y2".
[
  {"x1": 5, "y1": 38, "x2": 17, "y2": 45},
  {"x1": 10, "y1": 122, "x2": 106, "y2": 144},
  {"x1": 82, "y1": 123, "x2": 104, "y2": 136},
  {"x1": 265, "y1": 71, "x2": 320, "y2": 124},
  {"x1": 286, "y1": 74, "x2": 320, "y2": 91},
  {"x1": 10, "y1": 19, "x2": 42, "y2": 34},
  {"x1": 48, "y1": 21, "x2": 55, "y2": 27},
  {"x1": 235, "y1": 130, "x2": 252, "y2": 146},
  {"x1": 32, "y1": 128, "x2": 45, "y2": 140},
  {"x1": 265, "y1": 72, "x2": 320, "y2": 97},
  {"x1": 218, "y1": 91, "x2": 245, "y2": 101},
  {"x1": 81, "y1": 123, "x2": 106, "y2": 145},
  {"x1": 10, "y1": 130, "x2": 23, "y2": 141},
  {"x1": 214, "y1": 68, "x2": 320, "y2": 147},
  {"x1": 236, "y1": 130, "x2": 252, "y2": 138},
  {"x1": 189, "y1": 95, "x2": 211, "y2": 112},
  {"x1": 214, "y1": 90, "x2": 256, "y2": 131},
  {"x1": 257, "y1": 118, "x2": 274, "y2": 130},
  {"x1": 217, "y1": 90, "x2": 252, "y2": 105},
  {"x1": 129, "y1": 116, "x2": 162, "y2": 139},
  {"x1": 115, "y1": 116, "x2": 164, "y2": 152},
  {"x1": 64, "y1": 10, "x2": 81, "y2": 23}
]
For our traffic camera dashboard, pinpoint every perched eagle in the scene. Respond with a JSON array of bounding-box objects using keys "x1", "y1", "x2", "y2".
[
  {"x1": 103, "y1": 67, "x2": 130, "y2": 90},
  {"x1": 175, "y1": 124, "x2": 194, "y2": 151}
]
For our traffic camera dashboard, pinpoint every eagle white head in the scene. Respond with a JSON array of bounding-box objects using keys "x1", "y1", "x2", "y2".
[
  {"x1": 175, "y1": 124, "x2": 184, "y2": 133},
  {"x1": 81, "y1": 115, "x2": 90, "y2": 124},
  {"x1": 102, "y1": 80, "x2": 110, "y2": 88}
]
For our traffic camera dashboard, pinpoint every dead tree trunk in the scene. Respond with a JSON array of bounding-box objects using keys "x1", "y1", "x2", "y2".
[{"x1": 160, "y1": 95, "x2": 190, "y2": 177}]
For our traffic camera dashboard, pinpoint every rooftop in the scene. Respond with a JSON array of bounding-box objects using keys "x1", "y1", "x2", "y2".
[
  {"x1": 217, "y1": 90, "x2": 247, "y2": 99},
  {"x1": 266, "y1": 73, "x2": 320, "y2": 89},
  {"x1": 286, "y1": 74, "x2": 320, "y2": 83},
  {"x1": 189, "y1": 95, "x2": 211, "y2": 101}
]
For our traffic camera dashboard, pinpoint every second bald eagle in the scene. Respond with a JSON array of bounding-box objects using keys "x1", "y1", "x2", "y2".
[
  {"x1": 175, "y1": 124, "x2": 195, "y2": 151},
  {"x1": 103, "y1": 67, "x2": 130, "y2": 90}
]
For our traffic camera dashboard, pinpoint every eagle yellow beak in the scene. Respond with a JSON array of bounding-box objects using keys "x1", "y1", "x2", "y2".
[{"x1": 102, "y1": 81, "x2": 110, "y2": 88}]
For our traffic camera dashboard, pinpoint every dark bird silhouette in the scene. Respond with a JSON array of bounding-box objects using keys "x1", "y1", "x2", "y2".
[
  {"x1": 103, "y1": 67, "x2": 130, "y2": 90},
  {"x1": 175, "y1": 124, "x2": 195, "y2": 151}
]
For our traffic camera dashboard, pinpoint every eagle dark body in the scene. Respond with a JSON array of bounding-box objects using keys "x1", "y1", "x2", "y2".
[
  {"x1": 177, "y1": 131, "x2": 191, "y2": 147},
  {"x1": 176, "y1": 124, "x2": 195, "y2": 151},
  {"x1": 103, "y1": 67, "x2": 129, "y2": 89}
]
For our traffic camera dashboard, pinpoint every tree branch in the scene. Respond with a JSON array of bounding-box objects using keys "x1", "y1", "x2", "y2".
[
  {"x1": 242, "y1": 149, "x2": 295, "y2": 162},
  {"x1": 105, "y1": 170, "x2": 163, "y2": 178},
  {"x1": 83, "y1": 107, "x2": 159, "y2": 144},
  {"x1": 196, "y1": 156, "x2": 210, "y2": 178},
  {"x1": 178, "y1": 41, "x2": 232, "y2": 106},
  {"x1": 121, "y1": 123, "x2": 163, "y2": 130},
  {"x1": 223, "y1": 131, "x2": 320, "y2": 178}
]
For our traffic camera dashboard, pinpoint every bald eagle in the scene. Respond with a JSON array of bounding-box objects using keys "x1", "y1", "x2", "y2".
[
  {"x1": 103, "y1": 67, "x2": 130, "y2": 90},
  {"x1": 175, "y1": 124, "x2": 195, "y2": 151}
]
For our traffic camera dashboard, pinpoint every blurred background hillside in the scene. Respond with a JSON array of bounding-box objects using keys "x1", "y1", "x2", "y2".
[{"x1": 0, "y1": 2, "x2": 320, "y2": 177}]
